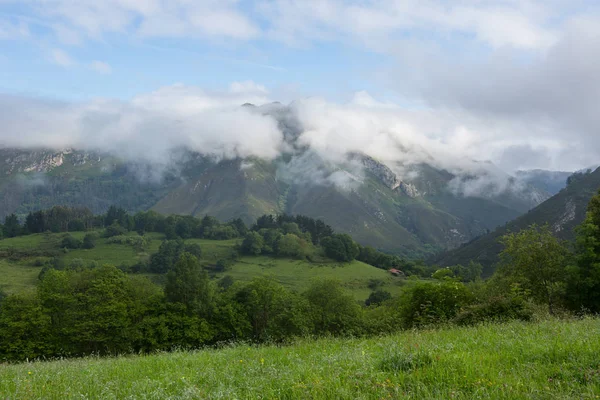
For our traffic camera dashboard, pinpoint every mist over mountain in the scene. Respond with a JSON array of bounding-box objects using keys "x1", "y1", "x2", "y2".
[
  {"x1": 515, "y1": 169, "x2": 573, "y2": 195},
  {"x1": 434, "y1": 166, "x2": 600, "y2": 274},
  {"x1": 0, "y1": 102, "x2": 551, "y2": 258}
]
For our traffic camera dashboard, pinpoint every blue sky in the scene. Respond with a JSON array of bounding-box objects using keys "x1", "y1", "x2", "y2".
[{"x1": 0, "y1": 1, "x2": 599, "y2": 172}]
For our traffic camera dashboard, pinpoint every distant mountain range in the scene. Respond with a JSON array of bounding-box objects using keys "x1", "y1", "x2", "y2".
[
  {"x1": 0, "y1": 102, "x2": 565, "y2": 257},
  {"x1": 433, "y1": 167, "x2": 600, "y2": 275},
  {"x1": 0, "y1": 144, "x2": 550, "y2": 258},
  {"x1": 515, "y1": 169, "x2": 573, "y2": 195}
]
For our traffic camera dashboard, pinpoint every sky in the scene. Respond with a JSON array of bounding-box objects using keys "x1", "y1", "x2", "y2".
[{"x1": 1, "y1": 0, "x2": 599, "y2": 173}]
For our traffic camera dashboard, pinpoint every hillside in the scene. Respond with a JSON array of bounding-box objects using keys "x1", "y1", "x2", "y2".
[
  {"x1": 0, "y1": 146, "x2": 549, "y2": 258},
  {"x1": 0, "y1": 231, "x2": 407, "y2": 301},
  {"x1": 2, "y1": 318, "x2": 598, "y2": 399},
  {"x1": 433, "y1": 167, "x2": 600, "y2": 275}
]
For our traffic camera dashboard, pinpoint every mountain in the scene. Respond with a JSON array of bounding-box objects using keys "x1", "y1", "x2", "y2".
[
  {"x1": 433, "y1": 167, "x2": 600, "y2": 275},
  {"x1": 515, "y1": 169, "x2": 573, "y2": 195},
  {"x1": 0, "y1": 145, "x2": 550, "y2": 258}
]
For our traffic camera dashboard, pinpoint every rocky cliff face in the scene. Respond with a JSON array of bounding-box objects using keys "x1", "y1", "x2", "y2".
[{"x1": 0, "y1": 148, "x2": 102, "y2": 175}]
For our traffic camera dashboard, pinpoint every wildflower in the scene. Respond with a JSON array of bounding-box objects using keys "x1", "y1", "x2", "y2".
[
  {"x1": 260, "y1": 358, "x2": 265, "y2": 365},
  {"x1": 28, "y1": 371, "x2": 32, "y2": 375}
]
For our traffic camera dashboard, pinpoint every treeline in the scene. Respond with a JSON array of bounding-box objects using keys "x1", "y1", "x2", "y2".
[
  {"x1": 2, "y1": 206, "x2": 430, "y2": 275},
  {"x1": 1, "y1": 206, "x2": 250, "y2": 241},
  {"x1": 0, "y1": 253, "x2": 529, "y2": 362}
]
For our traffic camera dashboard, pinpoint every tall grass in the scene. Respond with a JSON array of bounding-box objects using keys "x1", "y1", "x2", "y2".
[{"x1": 1, "y1": 318, "x2": 599, "y2": 399}]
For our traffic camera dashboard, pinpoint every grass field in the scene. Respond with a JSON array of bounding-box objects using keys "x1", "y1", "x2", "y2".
[
  {"x1": 221, "y1": 256, "x2": 407, "y2": 299},
  {"x1": 0, "y1": 233, "x2": 405, "y2": 301},
  {"x1": 1, "y1": 318, "x2": 598, "y2": 399},
  {"x1": 0, "y1": 259, "x2": 41, "y2": 294}
]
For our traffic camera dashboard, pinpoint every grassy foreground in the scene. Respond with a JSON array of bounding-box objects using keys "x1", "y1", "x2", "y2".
[{"x1": 1, "y1": 318, "x2": 599, "y2": 399}]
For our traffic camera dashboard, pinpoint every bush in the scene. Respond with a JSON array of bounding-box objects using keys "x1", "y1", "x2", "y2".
[
  {"x1": 82, "y1": 233, "x2": 97, "y2": 249},
  {"x1": 184, "y1": 244, "x2": 202, "y2": 259},
  {"x1": 398, "y1": 281, "x2": 473, "y2": 329},
  {"x1": 61, "y1": 234, "x2": 82, "y2": 249},
  {"x1": 104, "y1": 222, "x2": 127, "y2": 238},
  {"x1": 365, "y1": 289, "x2": 392, "y2": 306},
  {"x1": 107, "y1": 235, "x2": 150, "y2": 251},
  {"x1": 454, "y1": 296, "x2": 533, "y2": 326},
  {"x1": 215, "y1": 259, "x2": 234, "y2": 272}
]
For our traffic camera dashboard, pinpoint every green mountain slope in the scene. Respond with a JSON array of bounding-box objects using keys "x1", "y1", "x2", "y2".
[
  {"x1": 433, "y1": 167, "x2": 600, "y2": 275},
  {"x1": 0, "y1": 149, "x2": 177, "y2": 218},
  {"x1": 0, "y1": 148, "x2": 549, "y2": 258}
]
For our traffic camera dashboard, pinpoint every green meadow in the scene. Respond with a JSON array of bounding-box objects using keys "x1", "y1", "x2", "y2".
[
  {"x1": 1, "y1": 318, "x2": 598, "y2": 399},
  {"x1": 0, "y1": 232, "x2": 406, "y2": 301}
]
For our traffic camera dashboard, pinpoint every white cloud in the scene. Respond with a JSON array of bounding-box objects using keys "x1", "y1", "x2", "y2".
[
  {"x1": 257, "y1": 0, "x2": 561, "y2": 50},
  {"x1": 0, "y1": 18, "x2": 30, "y2": 40},
  {"x1": 10, "y1": 0, "x2": 259, "y2": 41},
  {"x1": 89, "y1": 60, "x2": 112, "y2": 74},
  {"x1": 49, "y1": 48, "x2": 74, "y2": 67},
  {"x1": 0, "y1": 84, "x2": 281, "y2": 164}
]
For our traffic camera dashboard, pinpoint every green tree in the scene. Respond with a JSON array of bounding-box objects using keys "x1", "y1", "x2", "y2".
[
  {"x1": 241, "y1": 232, "x2": 264, "y2": 255},
  {"x1": 104, "y1": 221, "x2": 127, "y2": 238},
  {"x1": 3, "y1": 214, "x2": 21, "y2": 238},
  {"x1": 235, "y1": 277, "x2": 309, "y2": 341},
  {"x1": 82, "y1": 233, "x2": 97, "y2": 249},
  {"x1": 276, "y1": 234, "x2": 308, "y2": 258},
  {"x1": 567, "y1": 191, "x2": 600, "y2": 312},
  {"x1": 499, "y1": 224, "x2": 569, "y2": 315},
  {"x1": 165, "y1": 253, "x2": 214, "y2": 318},
  {"x1": 149, "y1": 239, "x2": 185, "y2": 273},
  {"x1": 398, "y1": 281, "x2": 473, "y2": 328},
  {"x1": 303, "y1": 279, "x2": 361, "y2": 335},
  {"x1": 0, "y1": 293, "x2": 51, "y2": 360},
  {"x1": 322, "y1": 234, "x2": 359, "y2": 262}
]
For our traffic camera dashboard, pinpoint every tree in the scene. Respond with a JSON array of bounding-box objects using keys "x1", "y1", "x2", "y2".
[
  {"x1": 303, "y1": 279, "x2": 361, "y2": 335},
  {"x1": 0, "y1": 293, "x2": 51, "y2": 360},
  {"x1": 235, "y1": 277, "x2": 309, "y2": 341},
  {"x1": 276, "y1": 234, "x2": 308, "y2": 258},
  {"x1": 104, "y1": 222, "x2": 127, "y2": 238},
  {"x1": 149, "y1": 239, "x2": 183, "y2": 273},
  {"x1": 567, "y1": 191, "x2": 600, "y2": 312},
  {"x1": 165, "y1": 253, "x2": 214, "y2": 318},
  {"x1": 3, "y1": 214, "x2": 21, "y2": 238},
  {"x1": 499, "y1": 224, "x2": 569, "y2": 315},
  {"x1": 398, "y1": 281, "x2": 472, "y2": 328},
  {"x1": 241, "y1": 232, "x2": 264, "y2": 255},
  {"x1": 322, "y1": 234, "x2": 359, "y2": 262}
]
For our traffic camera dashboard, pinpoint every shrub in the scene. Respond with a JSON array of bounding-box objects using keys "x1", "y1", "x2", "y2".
[
  {"x1": 215, "y1": 259, "x2": 234, "y2": 272},
  {"x1": 82, "y1": 233, "x2": 97, "y2": 249},
  {"x1": 61, "y1": 234, "x2": 82, "y2": 249},
  {"x1": 454, "y1": 296, "x2": 533, "y2": 326},
  {"x1": 365, "y1": 289, "x2": 392, "y2": 306},
  {"x1": 398, "y1": 281, "x2": 473, "y2": 329},
  {"x1": 104, "y1": 222, "x2": 127, "y2": 238}
]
